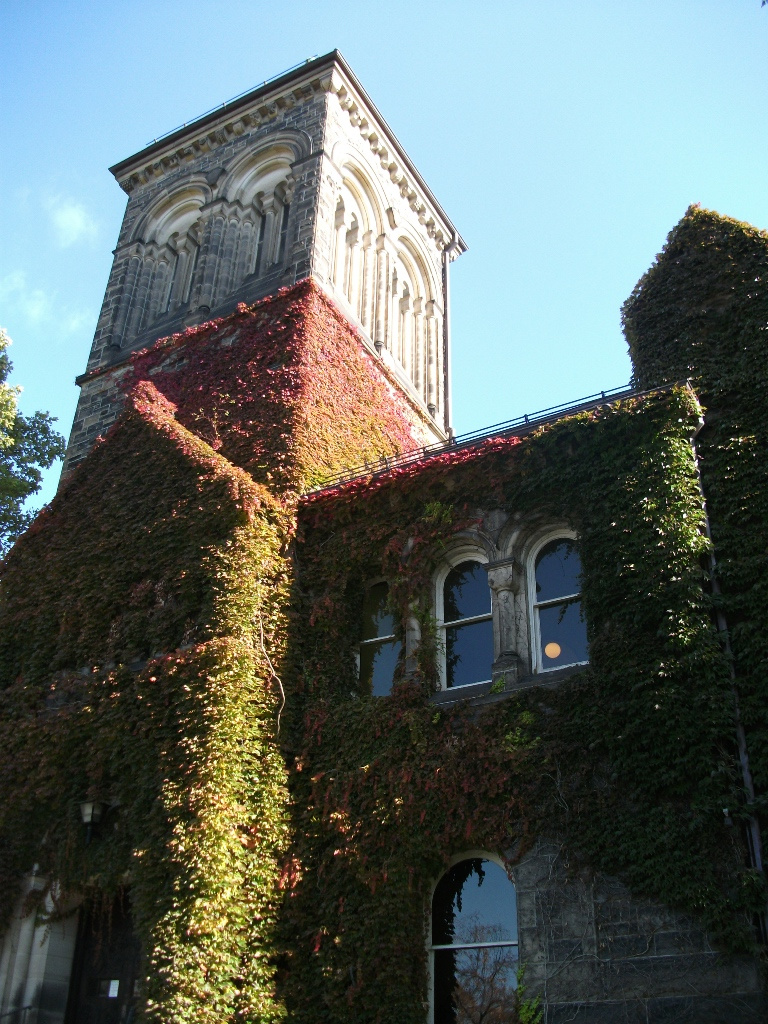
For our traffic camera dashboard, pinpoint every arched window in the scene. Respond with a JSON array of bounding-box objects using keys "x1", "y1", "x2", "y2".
[
  {"x1": 442, "y1": 561, "x2": 493, "y2": 689},
  {"x1": 532, "y1": 538, "x2": 588, "y2": 671},
  {"x1": 359, "y1": 582, "x2": 401, "y2": 696},
  {"x1": 431, "y1": 858, "x2": 519, "y2": 1024}
]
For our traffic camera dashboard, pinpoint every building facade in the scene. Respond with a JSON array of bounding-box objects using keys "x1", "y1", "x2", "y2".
[{"x1": 1, "y1": 52, "x2": 767, "y2": 1024}]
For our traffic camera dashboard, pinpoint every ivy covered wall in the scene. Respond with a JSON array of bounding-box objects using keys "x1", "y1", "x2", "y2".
[
  {"x1": 125, "y1": 279, "x2": 431, "y2": 493},
  {"x1": 0, "y1": 280, "x2": 435, "y2": 1023},
  {"x1": 282, "y1": 386, "x2": 762, "y2": 1021},
  {"x1": 1, "y1": 218, "x2": 767, "y2": 1022},
  {"x1": 624, "y1": 205, "x2": 768, "y2": 813}
]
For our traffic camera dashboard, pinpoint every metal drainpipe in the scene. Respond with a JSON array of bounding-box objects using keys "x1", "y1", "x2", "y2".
[
  {"x1": 690, "y1": 407, "x2": 767, "y2": 940},
  {"x1": 442, "y1": 233, "x2": 460, "y2": 440}
]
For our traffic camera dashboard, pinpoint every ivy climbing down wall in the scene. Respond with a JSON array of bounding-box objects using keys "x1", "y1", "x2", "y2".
[
  {"x1": 0, "y1": 383, "x2": 293, "y2": 1023},
  {"x1": 624, "y1": 205, "x2": 768, "y2": 815}
]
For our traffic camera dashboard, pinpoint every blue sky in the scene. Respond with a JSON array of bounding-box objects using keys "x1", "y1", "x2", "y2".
[{"x1": 2, "y1": 0, "x2": 767, "y2": 504}]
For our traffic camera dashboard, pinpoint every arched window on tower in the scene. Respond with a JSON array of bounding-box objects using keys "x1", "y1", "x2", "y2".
[
  {"x1": 359, "y1": 582, "x2": 401, "y2": 696},
  {"x1": 441, "y1": 560, "x2": 494, "y2": 689},
  {"x1": 532, "y1": 537, "x2": 588, "y2": 672},
  {"x1": 431, "y1": 858, "x2": 519, "y2": 1024}
]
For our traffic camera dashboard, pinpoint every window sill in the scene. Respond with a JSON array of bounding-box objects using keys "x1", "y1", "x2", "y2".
[{"x1": 429, "y1": 663, "x2": 587, "y2": 708}]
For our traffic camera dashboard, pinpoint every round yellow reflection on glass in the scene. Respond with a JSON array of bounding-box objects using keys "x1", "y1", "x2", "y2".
[{"x1": 544, "y1": 642, "x2": 561, "y2": 660}]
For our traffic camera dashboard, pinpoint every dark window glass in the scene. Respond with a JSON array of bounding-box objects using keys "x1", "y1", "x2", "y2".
[
  {"x1": 359, "y1": 637, "x2": 401, "y2": 696},
  {"x1": 444, "y1": 562, "x2": 491, "y2": 622},
  {"x1": 535, "y1": 539, "x2": 588, "y2": 670},
  {"x1": 362, "y1": 582, "x2": 395, "y2": 640},
  {"x1": 535, "y1": 539, "x2": 581, "y2": 603},
  {"x1": 538, "y1": 602, "x2": 588, "y2": 668},
  {"x1": 443, "y1": 562, "x2": 493, "y2": 688},
  {"x1": 359, "y1": 582, "x2": 400, "y2": 696},
  {"x1": 65, "y1": 899, "x2": 140, "y2": 1024},
  {"x1": 446, "y1": 619, "x2": 494, "y2": 689},
  {"x1": 432, "y1": 859, "x2": 518, "y2": 1024}
]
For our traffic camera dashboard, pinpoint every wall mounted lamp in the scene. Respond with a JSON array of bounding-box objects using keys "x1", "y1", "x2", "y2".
[{"x1": 80, "y1": 800, "x2": 107, "y2": 844}]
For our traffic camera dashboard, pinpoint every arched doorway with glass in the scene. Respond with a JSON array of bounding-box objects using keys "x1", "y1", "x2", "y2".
[{"x1": 430, "y1": 856, "x2": 519, "y2": 1023}]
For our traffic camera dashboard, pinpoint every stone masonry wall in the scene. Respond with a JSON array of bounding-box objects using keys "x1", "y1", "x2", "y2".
[{"x1": 516, "y1": 841, "x2": 764, "y2": 1023}]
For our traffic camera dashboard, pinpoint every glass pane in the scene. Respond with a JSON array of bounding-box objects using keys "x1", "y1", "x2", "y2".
[
  {"x1": 434, "y1": 945, "x2": 519, "y2": 1024},
  {"x1": 444, "y1": 562, "x2": 490, "y2": 622},
  {"x1": 446, "y1": 618, "x2": 493, "y2": 688},
  {"x1": 360, "y1": 638, "x2": 401, "y2": 696},
  {"x1": 432, "y1": 859, "x2": 518, "y2": 946},
  {"x1": 97, "y1": 979, "x2": 120, "y2": 998},
  {"x1": 361, "y1": 582, "x2": 395, "y2": 640},
  {"x1": 535, "y1": 539, "x2": 581, "y2": 603},
  {"x1": 538, "y1": 599, "x2": 588, "y2": 668}
]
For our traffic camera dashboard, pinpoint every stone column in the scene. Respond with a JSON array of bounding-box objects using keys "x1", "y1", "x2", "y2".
[
  {"x1": 399, "y1": 293, "x2": 412, "y2": 375},
  {"x1": 425, "y1": 300, "x2": 437, "y2": 415},
  {"x1": 126, "y1": 256, "x2": 153, "y2": 339},
  {"x1": 403, "y1": 606, "x2": 421, "y2": 681},
  {"x1": 374, "y1": 236, "x2": 390, "y2": 352},
  {"x1": 190, "y1": 207, "x2": 223, "y2": 309},
  {"x1": 413, "y1": 297, "x2": 424, "y2": 398},
  {"x1": 486, "y1": 559, "x2": 525, "y2": 688},
  {"x1": 346, "y1": 225, "x2": 360, "y2": 308},
  {"x1": 146, "y1": 256, "x2": 169, "y2": 323},
  {"x1": 361, "y1": 231, "x2": 375, "y2": 333},
  {"x1": 332, "y1": 201, "x2": 347, "y2": 289},
  {"x1": 255, "y1": 192, "x2": 276, "y2": 270},
  {"x1": 215, "y1": 215, "x2": 239, "y2": 305},
  {"x1": 232, "y1": 219, "x2": 253, "y2": 290}
]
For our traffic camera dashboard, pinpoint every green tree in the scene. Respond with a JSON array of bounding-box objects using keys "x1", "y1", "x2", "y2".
[{"x1": 0, "y1": 328, "x2": 65, "y2": 556}]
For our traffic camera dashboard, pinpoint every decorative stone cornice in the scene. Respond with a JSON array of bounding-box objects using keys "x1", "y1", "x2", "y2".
[
  {"x1": 325, "y1": 68, "x2": 462, "y2": 254},
  {"x1": 114, "y1": 76, "x2": 332, "y2": 195},
  {"x1": 110, "y1": 52, "x2": 465, "y2": 260}
]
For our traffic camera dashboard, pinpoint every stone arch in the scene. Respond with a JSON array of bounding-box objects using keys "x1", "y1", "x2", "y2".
[
  {"x1": 113, "y1": 183, "x2": 210, "y2": 347},
  {"x1": 197, "y1": 137, "x2": 304, "y2": 307},
  {"x1": 131, "y1": 182, "x2": 209, "y2": 245},
  {"x1": 331, "y1": 155, "x2": 386, "y2": 330},
  {"x1": 395, "y1": 234, "x2": 440, "y2": 409},
  {"x1": 219, "y1": 137, "x2": 301, "y2": 207}
]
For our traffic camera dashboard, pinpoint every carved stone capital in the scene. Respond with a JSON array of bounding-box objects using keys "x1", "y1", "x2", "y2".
[{"x1": 486, "y1": 559, "x2": 523, "y2": 595}]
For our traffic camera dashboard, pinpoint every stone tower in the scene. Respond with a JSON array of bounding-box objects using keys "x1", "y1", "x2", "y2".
[{"x1": 63, "y1": 51, "x2": 466, "y2": 476}]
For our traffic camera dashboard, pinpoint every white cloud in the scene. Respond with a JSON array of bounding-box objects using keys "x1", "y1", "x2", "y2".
[
  {"x1": 44, "y1": 195, "x2": 98, "y2": 248},
  {"x1": 0, "y1": 271, "x2": 92, "y2": 337},
  {"x1": 61, "y1": 310, "x2": 92, "y2": 335},
  {"x1": 0, "y1": 271, "x2": 51, "y2": 325}
]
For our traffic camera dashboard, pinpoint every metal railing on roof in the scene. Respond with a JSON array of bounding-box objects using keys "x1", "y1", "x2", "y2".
[
  {"x1": 147, "y1": 57, "x2": 319, "y2": 146},
  {"x1": 305, "y1": 382, "x2": 641, "y2": 495}
]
